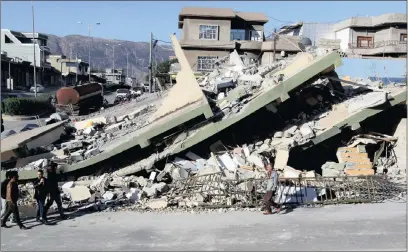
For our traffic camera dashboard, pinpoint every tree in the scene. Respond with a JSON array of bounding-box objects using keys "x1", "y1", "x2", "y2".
[{"x1": 154, "y1": 58, "x2": 178, "y2": 85}]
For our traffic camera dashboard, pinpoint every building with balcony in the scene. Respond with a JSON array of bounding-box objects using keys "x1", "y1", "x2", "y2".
[
  {"x1": 278, "y1": 13, "x2": 407, "y2": 58},
  {"x1": 48, "y1": 55, "x2": 90, "y2": 86},
  {"x1": 1, "y1": 29, "x2": 60, "y2": 88},
  {"x1": 178, "y1": 7, "x2": 268, "y2": 72}
]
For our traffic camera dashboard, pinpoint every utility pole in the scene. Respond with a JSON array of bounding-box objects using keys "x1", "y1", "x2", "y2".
[
  {"x1": 273, "y1": 28, "x2": 277, "y2": 62},
  {"x1": 75, "y1": 53, "x2": 78, "y2": 85},
  {"x1": 88, "y1": 24, "x2": 91, "y2": 82},
  {"x1": 126, "y1": 52, "x2": 129, "y2": 80},
  {"x1": 31, "y1": 0, "x2": 37, "y2": 97},
  {"x1": 149, "y1": 32, "x2": 153, "y2": 93}
]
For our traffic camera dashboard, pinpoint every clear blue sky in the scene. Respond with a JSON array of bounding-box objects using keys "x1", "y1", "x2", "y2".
[{"x1": 1, "y1": 1, "x2": 406, "y2": 43}]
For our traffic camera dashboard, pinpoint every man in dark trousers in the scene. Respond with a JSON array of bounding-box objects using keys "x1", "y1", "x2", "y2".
[
  {"x1": 263, "y1": 163, "x2": 281, "y2": 215},
  {"x1": 1, "y1": 171, "x2": 28, "y2": 229},
  {"x1": 33, "y1": 169, "x2": 48, "y2": 224},
  {"x1": 43, "y1": 162, "x2": 68, "y2": 220},
  {"x1": 1, "y1": 171, "x2": 12, "y2": 218}
]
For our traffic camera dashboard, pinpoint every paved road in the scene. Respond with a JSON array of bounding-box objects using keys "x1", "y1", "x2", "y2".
[
  {"x1": 2, "y1": 92, "x2": 162, "y2": 133},
  {"x1": 1, "y1": 202, "x2": 406, "y2": 251}
]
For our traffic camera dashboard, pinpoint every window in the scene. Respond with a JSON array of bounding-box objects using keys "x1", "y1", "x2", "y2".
[
  {"x1": 230, "y1": 29, "x2": 246, "y2": 41},
  {"x1": 197, "y1": 56, "x2": 218, "y2": 72},
  {"x1": 199, "y1": 25, "x2": 218, "y2": 40},
  {"x1": 5, "y1": 35, "x2": 13, "y2": 43},
  {"x1": 357, "y1": 36, "x2": 373, "y2": 48},
  {"x1": 250, "y1": 30, "x2": 263, "y2": 41},
  {"x1": 400, "y1": 33, "x2": 407, "y2": 42}
]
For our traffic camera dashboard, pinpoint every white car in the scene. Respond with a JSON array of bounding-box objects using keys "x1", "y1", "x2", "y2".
[
  {"x1": 30, "y1": 84, "x2": 45, "y2": 93},
  {"x1": 130, "y1": 89, "x2": 142, "y2": 96},
  {"x1": 116, "y1": 89, "x2": 130, "y2": 98}
]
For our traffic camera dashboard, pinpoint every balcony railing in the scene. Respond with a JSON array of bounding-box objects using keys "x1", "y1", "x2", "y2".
[{"x1": 348, "y1": 40, "x2": 407, "y2": 49}]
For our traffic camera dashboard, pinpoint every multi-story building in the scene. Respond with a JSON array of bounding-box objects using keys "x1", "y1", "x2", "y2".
[
  {"x1": 178, "y1": 7, "x2": 303, "y2": 73},
  {"x1": 48, "y1": 55, "x2": 90, "y2": 86},
  {"x1": 1, "y1": 29, "x2": 58, "y2": 88},
  {"x1": 178, "y1": 7, "x2": 268, "y2": 72},
  {"x1": 278, "y1": 13, "x2": 407, "y2": 58}
]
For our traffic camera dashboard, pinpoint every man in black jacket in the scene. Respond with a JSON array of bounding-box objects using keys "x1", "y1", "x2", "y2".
[
  {"x1": 43, "y1": 162, "x2": 68, "y2": 220},
  {"x1": 33, "y1": 169, "x2": 48, "y2": 224},
  {"x1": 1, "y1": 171, "x2": 28, "y2": 229},
  {"x1": 1, "y1": 171, "x2": 12, "y2": 218}
]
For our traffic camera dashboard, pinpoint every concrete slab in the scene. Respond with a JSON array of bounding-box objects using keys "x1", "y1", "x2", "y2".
[
  {"x1": 1, "y1": 121, "x2": 65, "y2": 162},
  {"x1": 151, "y1": 35, "x2": 213, "y2": 121}
]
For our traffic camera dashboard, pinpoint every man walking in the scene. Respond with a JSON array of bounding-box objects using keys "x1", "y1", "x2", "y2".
[
  {"x1": 1, "y1": 171, "x2": 11, "y2": 217},
  {"x1": 43, "y1": 162, "x2": 68, "y2": 220},
  {"x1": 263, "y1": 163, "x2": 281, "y2": 215},
  {"x1": 33, "y1": 169, "x2": 48, "y2": 224},
  {"x1": 1, "y1": 171, "x2": 28, "y2": 229}
]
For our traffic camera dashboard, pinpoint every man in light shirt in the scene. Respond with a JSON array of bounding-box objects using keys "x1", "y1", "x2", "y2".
[{"x1": 263, "y1": 163, "x2": 281, "y2": 215}]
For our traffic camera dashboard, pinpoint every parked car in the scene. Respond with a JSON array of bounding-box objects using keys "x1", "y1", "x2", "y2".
[
  {"x1": 130, "y1": 88, "x2": 142, "y2": 97},
  {"x1": 30, "y1": 84, "x2": 45, "y2": 93},
  {"x1": 116, "y1": 88, "x2": 130, "y2": 98}
]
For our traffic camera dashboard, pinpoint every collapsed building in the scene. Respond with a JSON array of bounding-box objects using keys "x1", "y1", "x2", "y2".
[{"x1": 1, "y1": 35, "x2": 407, "y2": 213}]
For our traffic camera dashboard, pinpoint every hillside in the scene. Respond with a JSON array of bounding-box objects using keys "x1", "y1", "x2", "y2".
[{"x1": 46, "y1": 34, "x2": 175, "y2": 79}]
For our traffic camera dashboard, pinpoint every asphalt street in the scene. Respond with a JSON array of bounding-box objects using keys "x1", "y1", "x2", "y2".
[{"x1": 1, "y1": 202, "x2": 406, "y2": 251}]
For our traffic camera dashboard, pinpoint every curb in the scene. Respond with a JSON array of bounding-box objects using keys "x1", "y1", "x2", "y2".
[{"x1": 3, "y1": 111, "x2": 52, "y2": 121}]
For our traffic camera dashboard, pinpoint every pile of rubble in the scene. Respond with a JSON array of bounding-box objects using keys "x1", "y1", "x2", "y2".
[
  {"x1": 196, "y1": 50, "x2": 293, "y2": 116},
  {"x1": 11, "y1": 104, "x2": 157, "y2": 171},
  {"x1": 4, "y1": 44, "x2": 407, "y2": 214}
]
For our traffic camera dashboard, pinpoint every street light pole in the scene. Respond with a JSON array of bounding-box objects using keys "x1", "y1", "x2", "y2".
[
  {"x1": 106, "y1": 43, "x2": 121, "y2": 72},
  {"x1": 31, "y1": 0, "x2": 37, "y2": 97},
  {"x1": 78, "y1": 21, "x2": 100, "y2": 82},
  {"x1": 88, "y1": 24, "x2": 91, "y2": 82}
]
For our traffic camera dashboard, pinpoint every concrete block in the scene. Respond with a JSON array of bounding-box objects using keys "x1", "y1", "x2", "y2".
[
  {"x1": 152, "y1": 182, "x2": 169, "y2": 193},
  {"x1": 283, "y1": 166, "x2": 301, "y2": 178},
  {"x1": 218, "y1": 153, "x2": 237, "y2": 172},
  {"x1": 174, "y1": 157, "x2": 198, "y2": 172},
  {"x1": 197, "y1": 165, "x2": 220, "y2": 176},
  {"x1": 171, "y1": 167, "x2": 189, "y2": 180},
  {"x1": 84, "y1": 148, "x2": 100, "y2": 159},
  {"x1": 50, "y1": 112, "x2": 69, "y2": 121},
  {"x1": 149, "y1": 172, "x2": 157, "y2": 181},
  {"x1": 102, "y1": 191, "x2": 116, "y2": 200},
  {"x1": 70, "y1": 150, "x2": 84, "y2": 162},
  {"x1": 233, "y1": 154, "x2": 246, "y2": 167},
  {"x1": 66, "y1": 186, "x2": 91, "y2": 202},
  {"x1": 274, "y1": 131, "x2": 283, "y2": 138},
  {"x1": 143, "y1": 186, "x2": 157, "y2": 198},
  {"x1": 247, "y1": 154, "x2": 264, "y2": 168},
  {"x1": 61, "y1": 140, "x2": 83, "y2": 150},
  {"x1": 299, "y1": 124, "x2": 315, "y2": 139},
  {"x1": 125, "y1": 188, "x2": 140, "y2": 203},
  {"x1": 146, "y1": 198, "x2": 168, "y2": 209},
  {"x1": 275, "y1": 149, "x2": 290, "y2": 170}
]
